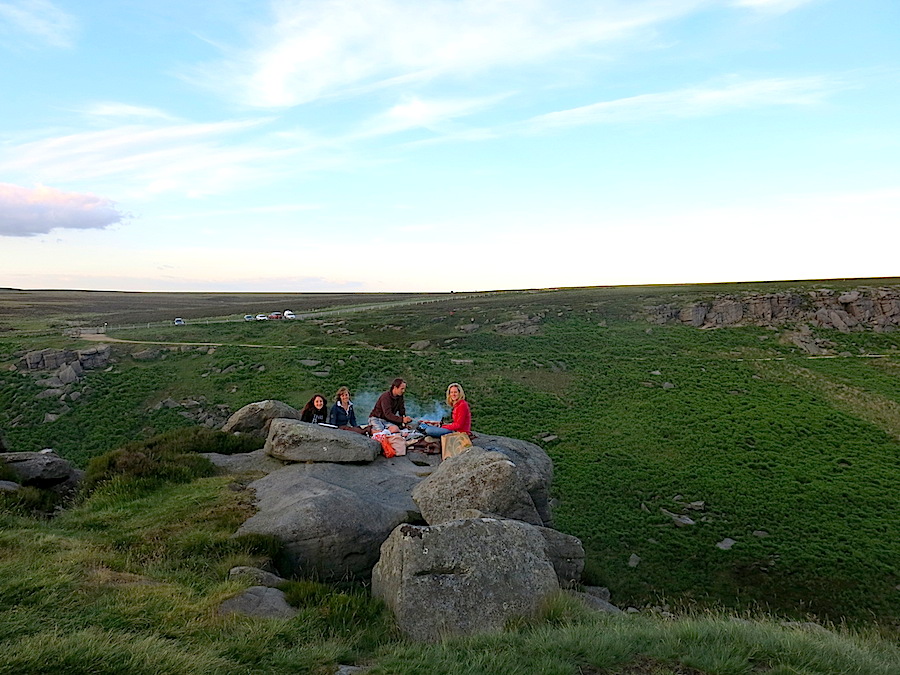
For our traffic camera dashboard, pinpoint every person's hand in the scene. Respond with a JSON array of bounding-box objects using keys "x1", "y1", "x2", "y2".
[{"x1": 403, "y1": 415, "x2": 412, "y2": 424}]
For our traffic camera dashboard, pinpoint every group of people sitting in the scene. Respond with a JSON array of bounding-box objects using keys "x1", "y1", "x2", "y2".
[{"x1": 299, "y1": 378, "x2": 472, "y2": 439}]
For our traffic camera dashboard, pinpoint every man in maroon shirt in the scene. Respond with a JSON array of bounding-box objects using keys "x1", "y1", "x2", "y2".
[{"x1": 368, "y1": 378, "x2": 413, "y2": 433}]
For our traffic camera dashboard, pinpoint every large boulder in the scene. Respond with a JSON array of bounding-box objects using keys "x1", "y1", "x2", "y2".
[
  {"x1": 265, "y1": 419, "x2": 379, "y2": 463},
  {"x1": 0, "y1": 451, "x2": 83, "y2": 495},
  {"x1": 412, "y1": 447, "x2": 543, "y2": 526},
  {"x1": 372, "y1": 518, "x2": 561, "y2": 642},
  {"x1": 235, "y1": 455, "x2": 438, "y2": 580},
  {"x1": 471, "y1": 434, "x2": 554, "y2": 526},
  {"x1": 222, "y1": 400, "x2": 302, "y2": 438}
]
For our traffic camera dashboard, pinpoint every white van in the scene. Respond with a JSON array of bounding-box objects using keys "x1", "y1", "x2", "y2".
[{"x1": 283, "y1": 310, "x2": 297, "y2": 319}]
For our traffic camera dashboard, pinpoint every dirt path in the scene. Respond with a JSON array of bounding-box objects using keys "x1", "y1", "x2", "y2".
[{"x1": 77, "y1": 333, "x2": 302, "y2": 349}]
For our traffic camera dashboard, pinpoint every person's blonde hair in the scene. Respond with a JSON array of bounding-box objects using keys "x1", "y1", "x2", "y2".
[
  {"x1": 446, "y1": 382, "x2": 466, "y2": 406},
  {"x1": 334, "y1": 386, "x2": 351, "y2": 402}
]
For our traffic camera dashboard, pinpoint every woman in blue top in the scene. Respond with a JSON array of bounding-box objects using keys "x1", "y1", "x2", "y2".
[{"x1": 329, "y1": 386, "x2": 365, "y2": 433}]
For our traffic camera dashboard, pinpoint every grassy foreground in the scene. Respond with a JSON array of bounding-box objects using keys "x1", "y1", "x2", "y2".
[{"x1": 0, "y1": 466, "x2": 897, "y2": 675}]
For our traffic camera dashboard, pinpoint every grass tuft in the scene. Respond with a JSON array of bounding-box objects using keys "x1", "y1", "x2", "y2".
[{"x1": 81, "y1": 427, "x2": 260, "y2": 493}]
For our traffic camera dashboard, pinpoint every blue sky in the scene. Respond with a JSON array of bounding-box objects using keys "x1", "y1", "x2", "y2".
[{"x1": 1, "y1": 0, "x2": 898, "y2": 292}]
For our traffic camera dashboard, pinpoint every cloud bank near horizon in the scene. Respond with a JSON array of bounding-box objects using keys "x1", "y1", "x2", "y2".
[{"x1": 0, "y1": 183, "x2": 126, "y2": 237}]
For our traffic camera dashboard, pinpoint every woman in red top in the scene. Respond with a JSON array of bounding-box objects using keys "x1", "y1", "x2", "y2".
[{"x1": 419, "y1": 382, "x2": 471, "y2": 437}]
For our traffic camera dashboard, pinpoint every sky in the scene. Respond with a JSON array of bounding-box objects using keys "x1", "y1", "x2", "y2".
[{"x1": 1, "y1": 0, "x2": 898, "y2": 292}]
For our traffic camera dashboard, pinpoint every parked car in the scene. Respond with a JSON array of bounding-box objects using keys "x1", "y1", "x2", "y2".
[
  {"x1": 243, "y1": 314, "x2": 254, "y2": 321},
  {"x1": 283, "y1": 310, "x2": 296, "y2": 319},
  {"x1": 173, "y1": 318, "x2": 185, "y2": 326},
  {"x1": 267, "y1": 311, "x2": 283, "y2": 320},
  {"x1": 255, "y1": 314, "x2": 268, "y2": 321}
]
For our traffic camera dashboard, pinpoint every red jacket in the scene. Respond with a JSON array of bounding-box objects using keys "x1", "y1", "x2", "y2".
[{"x1": 442, "y1": 400, "x2": 471, "y2": 434}]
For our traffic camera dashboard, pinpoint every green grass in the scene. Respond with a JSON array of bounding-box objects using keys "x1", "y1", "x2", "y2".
[
  {"x1": 1, "y1": 282, "x2": 899, "y2": 671},
  {"x1": 0, "y1": 474, "x2": 897, "y2": 674}
]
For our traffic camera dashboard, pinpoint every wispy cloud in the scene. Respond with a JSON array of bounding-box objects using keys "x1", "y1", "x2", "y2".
[
  {"x1": 78, "y1": 102, "x2": 178, "y2": 122},
  {"x1": 0, "y1": 183, "x2": 126, "y2": 237},
  {"x1": 732, "y1": 0, "x2": 818, "y2": 14},
  {"x1": 0, "y1": 118, "x2": 296, "y2": 198},
  {"x1": 192, "y1": 0, "x2": 713, "y2": 108},
  {"x1": 355, "y1": 93, "x2": 511, "y2": 139},
  {"x1": 520, "y1": 76, "x2": 836, "y2": 132},
  {"x1": 0, "y1": 0, "x2": 77, "y2": 48}
]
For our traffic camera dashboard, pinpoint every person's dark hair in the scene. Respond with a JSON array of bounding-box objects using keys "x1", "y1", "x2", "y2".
[
  {"x1": 390, "y1": 378, "x2": 406, "y2": 391},
  {"x1": 301, "y1": 394, "x2": 327, "y2": 417}
]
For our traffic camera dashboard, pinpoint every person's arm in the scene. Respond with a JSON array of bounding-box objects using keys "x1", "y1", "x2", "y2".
[
  {"x1": 442, "y1": 400, "x2": 470, "y2": 432},
  {"x1": 327, "y1": 404, "x2": 338, "y2": 426},
  {"x1": 349, "y1": 406, "x2": 357, "y2": 427}
]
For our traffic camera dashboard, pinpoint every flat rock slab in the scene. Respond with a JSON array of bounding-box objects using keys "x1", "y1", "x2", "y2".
[
  {"x1": 203, "y1": 448, "x2": 285, "y2": 474},
  {"x1": 236, "y1": 455, "x2": 436, "y2": 579},
  {"x1": 265, "y1": 419, "x2": 379, "y2": 463},
  {"x1": 218, "y1": 586, "x2": 297, "y2": 619}
]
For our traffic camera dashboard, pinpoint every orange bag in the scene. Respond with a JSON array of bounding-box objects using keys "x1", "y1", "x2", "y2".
[
  {"x1": 379, "y1": 434, "x2": 407, "y2": 458},
  {"x1": 379, "y1": 435, "x2": 396, "y2": 458}
]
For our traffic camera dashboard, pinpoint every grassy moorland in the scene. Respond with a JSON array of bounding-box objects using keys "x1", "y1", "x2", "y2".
[{"x1": 1, "y1": 281, "x2": 899, "y2": 674}]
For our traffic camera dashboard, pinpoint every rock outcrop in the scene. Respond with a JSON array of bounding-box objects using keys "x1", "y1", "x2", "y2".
[
  {"x1": 471, "y1": 433, "x2": 554, "y2": 527},
  {"x1": 411, "y1": 447, "x2": 544, "y2": 526},
  {"x1": 371, "y1": 518, "x2": 561, "y2": 642},
  {"x1": 22, "y1": 346, "x2": 111, "y2": 372},
  {"x1": 221, "y1": 400, "x2": 302, "y2": 438},
  {"x1": 212, "y1": 404, "x2": 586, "y2": 638},
  {"x1": 265, "y1": 419, "x2": 379, "y2": 463},
  {"x1": 233, "y1": 454, "x2": 438, "y2": 579},
  {"x1": 644, "y1": 288, "x2": 900, "y2": 333},
  {"x1": 0, "y1": 450, "x2": 83, "y2": 497}
]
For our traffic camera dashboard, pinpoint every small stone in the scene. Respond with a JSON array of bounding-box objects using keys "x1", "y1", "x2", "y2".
[
  {"x1": 628, "y1": 553, "x2": 641, "y2": 568},
  {"x1": 228, "y1": 566, "x2": 287, "y2": 588},
  {"x1": 716, "y1": 538, "x2": 737, "y2": 550},
  {"x1": 650, "y1": 370, "x2": 662, "y2": 376},
  {"x1": 660, "y1": 508, "x2": 695, "y2": 527},
  {"x1": 662, "y1": 382, "x2": 675, "y2": 389},
  {"x1": 752, "y1": 530, "x2": 770, "y2": 538},
  {"x1": 583, "y1": 586, "x2": 611, "y2": 602}
]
